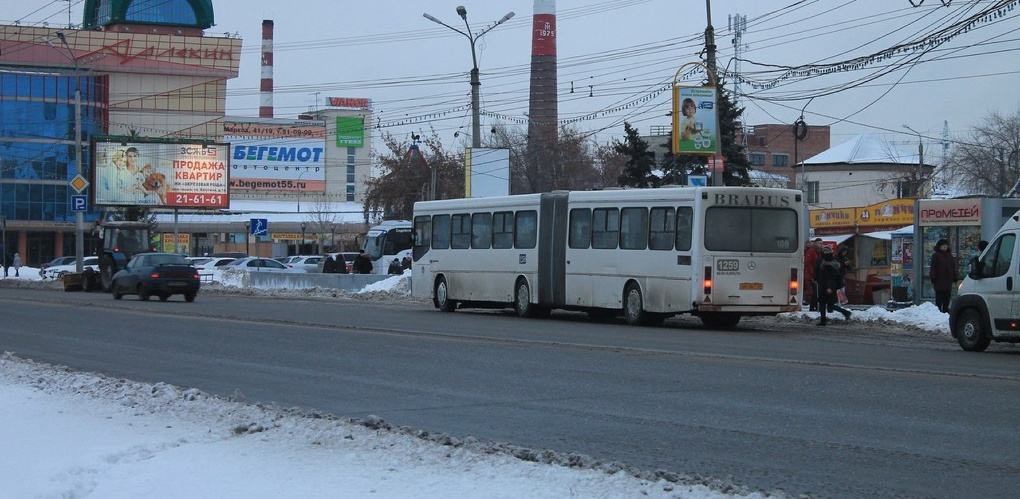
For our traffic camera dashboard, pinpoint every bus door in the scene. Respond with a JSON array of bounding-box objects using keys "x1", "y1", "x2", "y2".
[{"x1": 411, "y1": 215, "x2": 433, "y2": 299}]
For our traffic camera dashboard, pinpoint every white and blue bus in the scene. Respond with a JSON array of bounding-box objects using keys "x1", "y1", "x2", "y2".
[
  {"x1": 410, "y1": 186, "x2": 804, "y2": 328},
  {"x1": 361, "y1": 219, "x2": 413, "y2": 274}
]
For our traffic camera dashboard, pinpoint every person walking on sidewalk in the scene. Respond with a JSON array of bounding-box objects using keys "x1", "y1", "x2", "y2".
[
  {"x1": 815, "y1": 246, "x2": 852, "y2": 326},
  {"x1": 804, "y1": 238, "x2": 822, "y2": 311}
]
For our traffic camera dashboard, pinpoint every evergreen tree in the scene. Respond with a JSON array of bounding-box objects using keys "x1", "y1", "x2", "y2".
[
  {"x1": 715, "y1": 81, "x2": 750, "y2": 186},
  {"x1": 614, "y1": 122, "x2": 659, "y2": 188}
]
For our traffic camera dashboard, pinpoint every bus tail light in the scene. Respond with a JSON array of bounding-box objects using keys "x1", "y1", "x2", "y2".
[
  {"x1": 789, "y1": 268, "x2": 799, "y2": 302},
  {"x1": 703, "y1": 266, "x2": 713, "y2": 297}
]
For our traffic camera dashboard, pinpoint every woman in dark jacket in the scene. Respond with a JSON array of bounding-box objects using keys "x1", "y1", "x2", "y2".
[
  {"x1": 929, "y1": 238, "x2": 959, "y2": 313},
  {"x1": 815, "y1": 246, "x2": 852, "y2": 326}
]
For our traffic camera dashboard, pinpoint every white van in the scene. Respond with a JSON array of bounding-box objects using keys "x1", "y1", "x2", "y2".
[{"x1": 949, "y1": 210, "x2": 1020, "y2": 351}]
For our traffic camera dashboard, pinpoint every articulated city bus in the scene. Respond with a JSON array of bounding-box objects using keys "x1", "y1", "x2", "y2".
[{"x1": 410, "y1": 186, "x2": 805, "y2": 328}]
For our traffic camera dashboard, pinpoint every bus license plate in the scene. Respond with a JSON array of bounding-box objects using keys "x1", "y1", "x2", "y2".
[
  {"x1": 739, "y1": 282, "x2": 763, "y2": 290},
  {"x1": 716, "y1": 259, "x2": 739, "y2": 271}
]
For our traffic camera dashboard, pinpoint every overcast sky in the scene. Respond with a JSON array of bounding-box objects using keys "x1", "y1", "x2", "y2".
[{"x1": 8, "y1": 0, "x2": 1019, "y2": 155}]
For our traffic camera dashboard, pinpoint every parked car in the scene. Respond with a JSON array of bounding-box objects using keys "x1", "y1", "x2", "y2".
[
  {"x1": 317, "y1": 252, "x2": 358, "y2": 273},
  {"x1": 40, "y1": 256, "x2": 99, "y2": 280},
  {"x1": 280, "y1": 255, "x2": 323, "y2": 273},
  {"x1": 187, "y1": 256, "x2": 236, "y2": 271},
  {"x1": 220, "y1": 257, "x2": 296, "y2": 272},
  {"x1": 111, "y1": 253, "x2": 200, "y2": 302},
  {"x1": 40, "y1": 256, "x2": 77, "y2": 269}
]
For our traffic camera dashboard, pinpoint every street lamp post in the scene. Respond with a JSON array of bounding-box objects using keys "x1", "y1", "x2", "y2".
[
  {"x1": 51, "y1": 32, "x2": 86, "y2": 273},
  {"x1": 424, "y1": 6, "x2": 514, "y2": 149},
  {"x1": 300, "y1": 222, "x2": 307, "y2": 254},
  {"x1": 902, "y1": 125, "x2": 923, "y2": 197}
]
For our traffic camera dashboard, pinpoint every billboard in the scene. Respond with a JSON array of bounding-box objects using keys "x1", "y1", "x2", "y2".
[
  {"x1": 336, "y1": 117, "x2": 365, "y2": 148},
  {"x1": 93, "y1": 139, "x2": 230, "y2": 209},
  {"x1": 227, "y1": 138, "x2": 325, "y2": 193},
  {"x1": 465, "y1": 148, "x2": 510, "y2": 198},
  {"x1": 672, "y1": 86, "x2": 719, "y2": 155}
]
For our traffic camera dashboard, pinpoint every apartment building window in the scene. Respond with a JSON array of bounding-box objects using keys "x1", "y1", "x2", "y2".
[
  {"x1": 748, "y1": 153, "x2": 766, "y2": 166},
  {"x1": 897, "y1": 180, "x2": 917, "y2": 198},
  {"x1": 773, "y1": 154, "x2": 789, "y2": 167},
  {"x1": 805, "y1": 181, "x2": 820, "y2": 204}
]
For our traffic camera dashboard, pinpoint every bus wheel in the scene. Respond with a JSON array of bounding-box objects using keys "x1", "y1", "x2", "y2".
[
  {"x1": 514, "y1": 279, "x2": 535, "y2": 318},
  {"x1": 957, "y1": 309, "x2": 990, "y2": 352},
  {"x1": 623, "y1": 283, "x2": 645, "y2": 326},
  {"x1": 434, "y1": 276, "x2": 456, "y2": 312},
  {"x1": 700, "y1": 313, "x2": 741, "y2": 329}
]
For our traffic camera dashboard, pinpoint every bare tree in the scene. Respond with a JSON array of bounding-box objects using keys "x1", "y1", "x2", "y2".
[
  {"x1": 304, "y1": 198, "x2": 339, "y2": 254},
  {"x1": 593, "y1": 141, "x2": 625, "y2": 189},
  {"x1": 942, "y1": 108, "x2": 1020, "y2": 197},
  {"x1": 490, "y1": 123, "x2": 600, "y2": 193},
  {"x1": 363, "y1": 129, "x2": 464, "y2": 220}
]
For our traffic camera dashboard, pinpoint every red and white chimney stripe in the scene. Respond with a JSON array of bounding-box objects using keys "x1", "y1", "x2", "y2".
[{"x1": 259, "y1": 19, "x2": 274, "y2": 118}]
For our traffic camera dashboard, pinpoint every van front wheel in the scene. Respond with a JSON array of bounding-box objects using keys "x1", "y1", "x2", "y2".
[{"x1": 957, "y1": 308, "x2": 991, "y2": 352}]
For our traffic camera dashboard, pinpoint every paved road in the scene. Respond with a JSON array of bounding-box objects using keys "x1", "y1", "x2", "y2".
[{"x1": 2, "y1": 286, "x2": 1018, "y2": 498}]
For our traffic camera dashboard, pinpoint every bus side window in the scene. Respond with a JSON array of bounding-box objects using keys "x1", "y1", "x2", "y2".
[
  {"x1": 592, "y1": 208, "x2": 619, "y2": 249},
  {"x1": 569, "y1": 208, "x2": 591, "y2": 249},
  {"x1": 620, "y1": 207, "x2": 648, "y2": 250},
  {"x1": 649, "y1": 207, "x2": 675, "y2": 251},
  {"x1": 675, "y1": 207, "x2": 693, "y2": 251},
  {"x1": 451, "y1": 214, "x2": 471, "y2": 249},
  {"x1": 432, "y1": 214, "x2": 451, "y2": 250},
  {"x1": 515, "y1": 210, "x2": 538, "y2": 249},
  {"x1": 492, "y1": 211, "x2": 513, "y2": 249}
]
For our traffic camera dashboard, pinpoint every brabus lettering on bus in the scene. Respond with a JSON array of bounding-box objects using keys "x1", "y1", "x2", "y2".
[{"x1": 713, "y1": 194, "x2": 791, "y2": 207}]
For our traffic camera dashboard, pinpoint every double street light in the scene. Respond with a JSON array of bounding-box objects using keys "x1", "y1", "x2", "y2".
[{"x1": 424, "y1": 6, "x2": 514, "y2": 149}]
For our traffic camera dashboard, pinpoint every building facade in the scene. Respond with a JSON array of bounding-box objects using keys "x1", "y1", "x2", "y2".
[
  {"x1": 0, "y1": 2, "x2": 382, "y2": 263},
  {"x1": 0, "y1": 0, "x2": 240, "y2": 265}
]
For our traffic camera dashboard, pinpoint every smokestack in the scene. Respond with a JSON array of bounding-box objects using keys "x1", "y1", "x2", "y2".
[
  {"x1": 528, "y1": 0, "x2": 558, "y2": 192},
  {"x1": 259, "y1": 20, "x2": 274, "y2": 118}
]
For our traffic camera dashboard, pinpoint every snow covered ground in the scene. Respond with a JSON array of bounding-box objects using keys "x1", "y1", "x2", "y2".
[{"x1": 1, "y1": 265, "x2": 953, "y2": 498}]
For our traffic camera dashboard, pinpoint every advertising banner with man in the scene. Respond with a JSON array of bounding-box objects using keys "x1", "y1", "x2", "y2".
[
  {"x1": 672, "y1": 86, "x2": 719, "y2": 155},
  {"x1": 93, "y1": 139, "x2": 230, "y2": 209}
]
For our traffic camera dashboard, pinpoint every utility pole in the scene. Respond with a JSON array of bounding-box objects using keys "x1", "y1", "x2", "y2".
[
  {"x1": 728, "y1": 14, "x2": 746, "y2": 104},
  {"x1": 903, "y1": 125, "x2": 923, "y2": 197},
  {"x1": 704, "y1": 0, "x2": 717, "y2": 77}
]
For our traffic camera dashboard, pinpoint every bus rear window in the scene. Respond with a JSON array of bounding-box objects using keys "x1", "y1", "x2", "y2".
[{"x1": 704, "y1": 207, "x2": 798, "y2": 253}]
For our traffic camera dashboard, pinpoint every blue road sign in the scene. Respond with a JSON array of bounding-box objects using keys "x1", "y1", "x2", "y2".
[
  {"x1": 71, "y1": 195, "x2": 87, "y2": 211},
  {"x1": 250, "y1": 218, "x2": 268, "y2": 236}
]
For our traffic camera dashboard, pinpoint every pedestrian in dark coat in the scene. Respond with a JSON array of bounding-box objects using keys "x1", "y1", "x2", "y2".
[
  {"x1": 804, "y1": 239, "x2": 821, "y2": 311},
  {"x1": 322, "y1": 255, "x2": 337, "y2": 273},
  {"x1": 352, "y1": 250, "x2": 374, "y2": 274},
  {"x1": 929, "y1": 238, "x2": 959, "y2": 313},
  {"x1": 815, "y1": 246, "x2": 852, "y2": 326}
]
